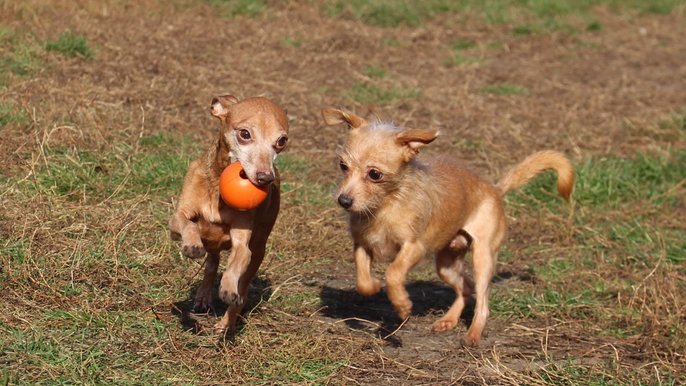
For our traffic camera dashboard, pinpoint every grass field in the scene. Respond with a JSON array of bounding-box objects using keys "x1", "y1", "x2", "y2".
[{"x1": 1, "y1": 0, "x2": 685, "y2": 384}]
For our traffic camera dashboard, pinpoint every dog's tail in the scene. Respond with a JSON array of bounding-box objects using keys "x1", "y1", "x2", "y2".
[{"x1": 496, "y1": 150, "x2": 574, "y2": 199}]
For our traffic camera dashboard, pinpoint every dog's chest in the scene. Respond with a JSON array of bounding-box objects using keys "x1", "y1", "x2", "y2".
[
  {"x1": 201, "y1": 195, "x2": 235, "y2": 225},
  {"x1": 359, "y1": 221, "x2": 403, "y2": 260}
]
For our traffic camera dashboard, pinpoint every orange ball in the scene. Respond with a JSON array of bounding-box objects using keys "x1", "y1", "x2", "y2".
[{"x1": 219, "y1": 162, "x2": 268, "y2": 210}]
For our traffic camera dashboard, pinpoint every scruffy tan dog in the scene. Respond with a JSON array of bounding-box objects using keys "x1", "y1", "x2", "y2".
[
  {"x1": 322, "y1": 108, "x2": 573, "y2": 346},
  {"x1": 170, "y1": 95, "x2": 289, "y2": 332}
]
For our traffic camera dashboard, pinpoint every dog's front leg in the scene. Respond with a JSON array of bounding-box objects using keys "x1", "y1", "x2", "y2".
[
  {"x1": 214, "y1": 227, "x2": 253, "y2": 332},
  {"x1": 354, "y1": 245, "x2": 381, "y2": 296},
  {"x1": 169, "y1": 211, "x2": 206, "y2": 259},
  {"x1": 385, "y1": 241, "x2": 425, "y2": 320}
]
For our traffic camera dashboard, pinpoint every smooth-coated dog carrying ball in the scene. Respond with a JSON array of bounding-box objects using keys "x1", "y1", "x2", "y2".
[{"x1": 219, "y1": 162, "x2": 268, "y2": 210}]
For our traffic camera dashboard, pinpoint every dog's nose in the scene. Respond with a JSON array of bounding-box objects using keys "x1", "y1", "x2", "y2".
[
  {"x1": 337, "y1": 194, "x2": 353, "y2": 209},
  {"x1": 255, "y1": 172, "x2": 275, "y2": 186}
]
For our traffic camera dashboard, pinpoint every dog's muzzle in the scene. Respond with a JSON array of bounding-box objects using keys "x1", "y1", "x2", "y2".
[
  {"x1": 337, "y1": 194, "x2": 353, "y2": 209},
  {"x1": 255, "y1": 171, "x2": 275, "y2": 186}
]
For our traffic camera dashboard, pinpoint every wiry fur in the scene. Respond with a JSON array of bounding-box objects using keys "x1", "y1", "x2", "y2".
[{"x1": 322, "y1": 107, "x2": 574, "y2": 346}]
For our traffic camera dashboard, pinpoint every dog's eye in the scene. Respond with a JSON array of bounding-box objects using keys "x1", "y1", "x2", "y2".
[
  {"x1": 368, "y1": 169, "x2": 383, "y2": 181},
  {"x1": 238, "y1": 129, "x2": 251, "y2": 141},
  {"x1": 339, "y1": 160, "x2": 349, "y2": 172},
  {"x1": 275, "y1": 135, "x2": 288, "y2": 150}
]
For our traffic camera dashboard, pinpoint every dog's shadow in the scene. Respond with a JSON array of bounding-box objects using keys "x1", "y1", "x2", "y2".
[
  {"x1": 319, "y1": 280, "x2": 475, "y2": 346},
  {"x1": 171, "y1": 276, "x2": 272, "y2": 341},
  {"x1": 319, "y1": 268, "x2": 533, "y2": 346}
]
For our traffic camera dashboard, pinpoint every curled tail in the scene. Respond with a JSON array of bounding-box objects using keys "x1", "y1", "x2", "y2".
[{"x1": 496, "y1": 150, "x2": 574, "y2": 199}]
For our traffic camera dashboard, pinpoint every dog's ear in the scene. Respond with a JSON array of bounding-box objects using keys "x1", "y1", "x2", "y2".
[
  {"x1": 396, "y1": 129, "x2": 439, "y2": 159},
  {"x1": 211, "y1": 95, "x2": 239, "y2": 118},
  {"x1": 321, "y1": 108, "x2": 366, "y2": 129}
]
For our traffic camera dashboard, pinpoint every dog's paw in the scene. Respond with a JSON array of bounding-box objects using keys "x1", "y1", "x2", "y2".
[
  {"x1": 431, "y1": 317, "x2": 458, "y2": 332},
  {"x1": 182, "y1": 243, "x2": 206, "y2": 259},
  {"x1": 219, "y1": 289, "x2": 243, "y2": 307},
  {"x1": 213, "y1": 315, "x2": 232, "y2": 334},
  {"x1": 356, "y1": 278, "x2": 382, "y2": 297},
  {"x1": 393, "y1": 301, "x2": 413, "y2": 321},
  {"x1": 193, "y1": 289, "x2": 214, "y2": 313},
  {"x1": 460, "y1": 333, "x2": 481, "y2": 347}
]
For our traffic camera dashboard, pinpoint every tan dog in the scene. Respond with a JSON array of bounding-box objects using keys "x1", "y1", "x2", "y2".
[
  {"x1": 322, "y1": 108, "x2": 573, "y2": 346},
  {"x1": 170, "y1": 95, "x2": 289, "y2": 332}
]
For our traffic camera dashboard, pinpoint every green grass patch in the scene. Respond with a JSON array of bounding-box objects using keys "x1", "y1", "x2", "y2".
[
  {"x1": 276, "y1": 152, "x2": 314, "y2": 176},
  {"x1": 452, "y1": 39, "x2": 477, "y2": 50},
  {"x1": 324, "y1": 0, "x2": 686, "y2": 30},
  {"x1": 276, "y1": 153, "x2": 337, "y2": 209},
  {"x1": 1, "y1": 43, "x2": 42, "y2": 77},
  {"x1": 0, "y1": 27, "x2": 43, "y2": 82},
  {"x1": 45, "y1": 31, "x2": 94, "y2": 59},
  {"x1": 281, "y1": 181, "x2": 336, "y2": 209},
  {"x1": 537, "y1": 356, "x2": 612, "y2": 385},
  {"x1": 497, "y1": 147, "x2": 686, "y2": 346},
  {"x1": 510, "y1": 149, "x2": 686, "y2": 210},
  {"x1": 348, "y1": 65, "x2": 421, "y2": 104},
  {"x1": 245, "y1": 345, "x2": 343, "y2": 383},
  {"x1": 586, "y1": 20, "x2": 603, "y2": 32},
  {"x1": 280, "y1": 36, "x2": 303, "y2": 48},
  {"x1": 512, "y1": 24, "x2": 536, "y2": 36},
  {"x1": 323, "y1": 0, "x2": 446, "y2": 27},
  {"x1": 0, "y1": 102, "x2": 27, "y2": 126},
  {"x1": 480, "y1": 83, "x2": 529, "y2": 95},
  {"x1": 510, "y1": 149, "x2": 686, "y2": 264},
  {"x1": 269, "y1": 289, "x2": 321, "y2": 314},
  {"x1": 491, "y1": 286, "x2": 599, "y2": 319},
  {"x1": 445, "y1": 39, "x2": 481, "y2": 66},
  {"x1": 446, "y1": 53, "x2": 481, "y2": 66},
  {"x1": 0, "y1": 239, "x2": 26, "y2": 282},
  {"x1": 631, "y1": 0, "x2": 685, "y2": 14},
  {"x1": 533, "y1": 257, "x2": 572, "y2": 281},
  {"x1": 573, "y1": 150, "x2": 686, "y2": 209},
  {"x1": 348, "y1": 82, "x2": 421, "y2": 105},
  {"x1": 0, "y1": 313, "x2": 200, "y2": 385},
  {"x1": 363, "y1": 65, "x2": 387, "y2": 79},
  {"x1": 209, "y1": 0, "x2": 266, "y2": 18},
  {"x1": 323, "y1": 0, "x2": 600, "y2": 27},
  {"x1": 25, "y1": 133, "x2": 197, "y2": 203},
  {"x1": 1, "y1": 240, "x2": 26, "y2": 264}
]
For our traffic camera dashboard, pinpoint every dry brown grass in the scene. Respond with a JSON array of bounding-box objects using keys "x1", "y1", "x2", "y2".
[{"x1": 1, "y1": 0, "x2": 685, "y2": 384}]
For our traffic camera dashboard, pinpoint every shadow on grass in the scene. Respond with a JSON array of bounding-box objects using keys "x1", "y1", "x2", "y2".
[
  {"x1": 319, "y1": 280, "x2": 475, "y2": 347},
  {"x1": 171, "y1": 275, "x2": 272, "y2": 341},
  {"x1": 318, "y1": 267, "x2": 533, "y2": 346}
]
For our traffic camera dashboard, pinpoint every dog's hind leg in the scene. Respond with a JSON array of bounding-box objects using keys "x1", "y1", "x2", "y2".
[
  {"x1": 431, "y1": 245, "x2": 473, "y2": 332},
  {"x1": 460, "y1": 241, "x2": 495, "y2": 346},
  {"x1": 459, "y1": 198, "x2": 504, "y2": 346},
  {"x1": 194, "y1": 251, "x2": 220, "y2": 313}
]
